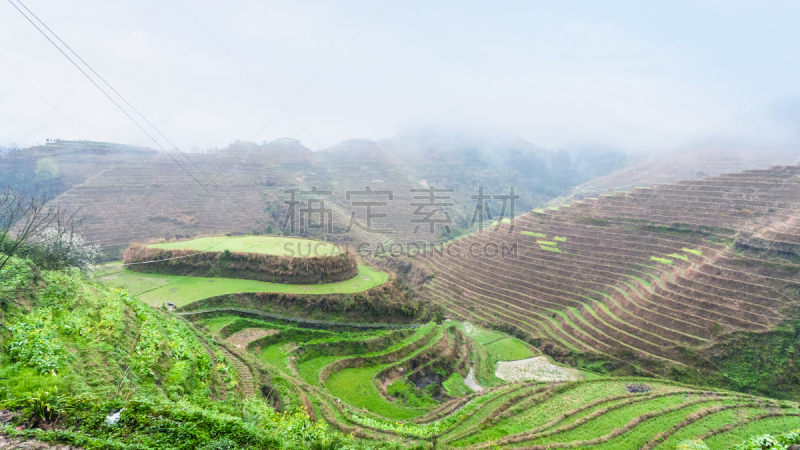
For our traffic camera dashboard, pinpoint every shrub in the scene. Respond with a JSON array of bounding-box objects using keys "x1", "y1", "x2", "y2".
[
  {"x1": 7, "y1": 309, "x2": 63, "y2": 374},
  {"x1": 27, "y1": 227, "x2": 99, "y2": 273},
  {"x1": 0, "y1": 256, "x2": 33, "y2": 307}
]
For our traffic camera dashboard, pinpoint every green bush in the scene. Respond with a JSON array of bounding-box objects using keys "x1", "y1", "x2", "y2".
[{"x1": 7, "y1": 309, "x2": 63, "y2": 374}]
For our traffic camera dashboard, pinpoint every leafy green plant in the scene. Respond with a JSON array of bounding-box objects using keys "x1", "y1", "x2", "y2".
[
  {"x1": 387, "y1": 380, "x2": 437, "y2": 408},
  {"x1": 20, "y1": 386, "x2": 70, "y2": 422},
  {"x1": 7, "y1": 309, "x2": 63, "y2": 374}
]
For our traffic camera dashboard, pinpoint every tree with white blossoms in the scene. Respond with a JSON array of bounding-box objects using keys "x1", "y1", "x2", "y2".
[{"x1": 29, "y1": 227, "x2": 100, "y2": 272}]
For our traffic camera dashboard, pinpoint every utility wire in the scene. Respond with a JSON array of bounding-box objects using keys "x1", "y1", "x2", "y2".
[
  {"x1": 9, "y1": 0, "x2": 252, "y2": 228},
  {"x1": 14, "y1": 0, "x2": 166, "y2": 149},
  {"x1": 15, "y1": 0, "x2": 233, "y2": 188}
]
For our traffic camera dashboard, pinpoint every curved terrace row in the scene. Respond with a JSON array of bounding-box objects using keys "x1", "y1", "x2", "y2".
[{"x1": 424, "y1": 165, "x2": 800, "y2": 370}]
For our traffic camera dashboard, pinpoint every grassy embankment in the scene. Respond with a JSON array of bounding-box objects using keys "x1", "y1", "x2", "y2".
[{"x1": 98, "y1": 264, "x2": 387, "y2": 308}]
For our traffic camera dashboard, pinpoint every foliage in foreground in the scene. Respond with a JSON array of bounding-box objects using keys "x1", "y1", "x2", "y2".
[
  {"x1": 729, "y1": 429, "x2": 800, "y2": 450},
  {"x1": 0, "y1": 256, "x2": 428, "y2": 448},
  {"x1": 4, "y1": 395, "x2": 416, "y2": 450}
]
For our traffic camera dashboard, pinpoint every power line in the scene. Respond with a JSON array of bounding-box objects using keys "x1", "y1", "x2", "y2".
[
  {"x1": 14, "y1": 0, "x2": 167, "y2": 149},
  {"x1": 14, "y1": 0, "x2": 235, "y2": 189},
  {"x1": 8, "y1": 0, "x2": 254, "y2": 228}
]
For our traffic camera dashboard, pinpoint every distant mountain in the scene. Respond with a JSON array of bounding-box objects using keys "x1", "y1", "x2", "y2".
[
  {"x1": 0, "y1": 133, "x2": 652, "y2": 258},
  {"x1": 0, "y1": 140, "x2": 157, "y2": 199},
  {"x1": 551, "y1": 143, "x2": 800, "y2": 205}
]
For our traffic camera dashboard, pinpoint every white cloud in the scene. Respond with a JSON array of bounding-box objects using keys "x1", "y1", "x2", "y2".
[{"x1": 1, "y1": 0, "x2": 799, "y2": 152}]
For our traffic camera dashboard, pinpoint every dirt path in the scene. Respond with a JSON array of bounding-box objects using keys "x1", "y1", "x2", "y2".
[
  {"x1": 226, "y1": 328, "x2": 278, "y2": 349},
  {"x1": 464, "y1": 367, "x2": 483, "y2": 392},
  {"x1": 0, "y1": 436, "x2": 82, "y2": 449},
  {"x1": 221, "y1": 346, "x2": 256, "y2": 398}
]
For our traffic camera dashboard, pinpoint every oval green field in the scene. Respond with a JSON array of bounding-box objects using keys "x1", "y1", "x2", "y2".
[
  {"x1": 99, "y1": 264, "x2": 388, "y2": 307},
  {"x1": 147, "y1": 235, "x2": 341, "y2": 257}
]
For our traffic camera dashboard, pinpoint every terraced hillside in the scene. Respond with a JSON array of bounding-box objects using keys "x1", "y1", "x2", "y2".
[
  {"x1": 51, "y1": 139, "x2": 436, "y2": 258},
  {"x1": 556, "y1": 145, "x2": 800, "y2": 203},
  {"x1": 27, "y1": 135, "x2": 627, "y2": 260},
  {"x1": 185, "y1": 312, "x2": 800, "y2": 449},
  {"x1": 424, "y1": 165, "x2": 800, "y2": 396},
  {"x1": 0, "y1": 140, "x2": 158, "y2": 198}
]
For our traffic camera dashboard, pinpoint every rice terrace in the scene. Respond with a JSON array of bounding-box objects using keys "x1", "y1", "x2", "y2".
[{"x1": 4, "y1": 2, "x2": 800, "y2": 450}]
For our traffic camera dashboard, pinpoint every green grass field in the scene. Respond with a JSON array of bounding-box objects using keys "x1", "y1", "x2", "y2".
[
  {"x1": 98, "y1": 264, "x2": 387, "y2": 307},
  {"x1": 147, "y1": 235, "x2": 340, "y2": 257},
  {"x1": 485, "y1": 337, "x2": 539, "y2": 363},
  {"x1": 327, "y1": 365, "x2": 432, "y2": 420},
  {"x1": 326, "y1": 326, "x2": 442, "y2": 420}
]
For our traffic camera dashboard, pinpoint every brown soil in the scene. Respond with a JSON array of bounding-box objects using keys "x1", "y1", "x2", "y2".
[
  {"x1": 226, "y1": 328, "x2": 279, "y2": 349},
  {"x1": 0, "y1": 435, "x2": 82, "y2": 449}
]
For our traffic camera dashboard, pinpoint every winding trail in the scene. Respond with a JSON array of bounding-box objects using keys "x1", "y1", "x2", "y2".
[
  {"x1": 464, "y1": 367, "x2": 483, "y2": 392},
  {"x1": 222, "y1": 346, "x2": 256, "y2": 398}
]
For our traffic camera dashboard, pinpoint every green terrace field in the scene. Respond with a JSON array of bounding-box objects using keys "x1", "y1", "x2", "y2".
[
  {"x1": 97, "y1": 263, "x2": 387, "y2": 307},
  {"x1": 182, "y1": 311, "x2": 800, "y2": 449},
  {"x1": 146, "y1": 235, "x2": 341, "y2": 257}
]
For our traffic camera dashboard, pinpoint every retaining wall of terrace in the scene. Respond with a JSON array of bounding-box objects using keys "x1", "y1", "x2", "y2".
[
  {"x1": 178, "y1": 307, "x2": 421, "y2": 331},
  {"x1": 177, "y1": 281, "x2": 430, "y2": 324},
  {"x1": 123, "y1": 242, "x2": 358, "y2": 284},
  {"x1": 318, "y1": 325, "x2": 440, "y2": 384},
  {"x1": 424, "y1": 166, "x2": 800, "y2": 367}
]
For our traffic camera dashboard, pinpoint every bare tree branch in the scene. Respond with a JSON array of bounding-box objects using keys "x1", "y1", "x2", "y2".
[{"x1": 0, "y1": 186, "x2": 62, "y2": 271}]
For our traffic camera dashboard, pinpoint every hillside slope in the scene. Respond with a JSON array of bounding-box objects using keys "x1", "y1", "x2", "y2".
[
  {"x1": 0, "y1": 140, "x2": 158, "y2": 200},
  {"x1": 554, "y1": 145, "x2": 800, "y2": 203},
  {"x1": 0, "y1": 257, "x2": 410, "y2": 449},
  {"x1": 10, "y1": 134, "x2": 625, "y2": 259},
  {"x1": 424, "y1": 164, "x2": 800, "y2": 398}
]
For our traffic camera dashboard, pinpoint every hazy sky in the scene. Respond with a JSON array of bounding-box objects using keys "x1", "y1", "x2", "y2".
[{"x1": 2, "y1": 0, "x2": 799, "y2": 152}]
